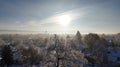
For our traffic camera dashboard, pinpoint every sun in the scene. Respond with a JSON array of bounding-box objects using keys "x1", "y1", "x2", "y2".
[{"x1": 58, "y1": 15, "x2": 71, "y2": 26}]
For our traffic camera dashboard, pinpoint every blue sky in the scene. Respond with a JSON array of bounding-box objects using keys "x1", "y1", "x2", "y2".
[{"x1": 0, "y1": 0, "x2": 120, "y2": 34}]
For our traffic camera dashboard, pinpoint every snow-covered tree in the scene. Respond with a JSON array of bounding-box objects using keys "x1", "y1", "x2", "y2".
[
  {"x1": 115, "y1": 33, "x2": 120, "y2": 46},
  {"x1": 43, "y1": 34, "x2": 87, "y2": 67},
  {"x1": 83, "y1": 33, "x2": 107, "y2": 66}
]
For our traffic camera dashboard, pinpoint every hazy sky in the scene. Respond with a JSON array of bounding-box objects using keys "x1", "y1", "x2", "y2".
[{"x1": 0, "y1": 0, "x2": 120, "y2": 34}]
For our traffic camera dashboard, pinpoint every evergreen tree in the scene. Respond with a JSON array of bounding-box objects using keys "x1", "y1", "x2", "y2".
[
  {"x1": 75, "y1": 31, "x2": 82, "y2": 44},
  {"x1": 1, "y1": 45, "x2": 13, "y2": 66}
]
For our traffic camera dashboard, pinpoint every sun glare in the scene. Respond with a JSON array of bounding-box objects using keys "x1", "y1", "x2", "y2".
[{"x1": 58, "y1": 15, "x2": 71, "y2": 26}]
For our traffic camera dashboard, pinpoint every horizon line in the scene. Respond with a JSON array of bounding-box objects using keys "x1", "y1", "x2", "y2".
[{"x1": 0, "y1": 29, "x2": 119, "y2": 35}]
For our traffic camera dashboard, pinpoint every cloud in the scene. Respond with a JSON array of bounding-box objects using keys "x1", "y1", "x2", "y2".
[{"x1": 26, "y1": 7, "x2": 88, "y2": 27}]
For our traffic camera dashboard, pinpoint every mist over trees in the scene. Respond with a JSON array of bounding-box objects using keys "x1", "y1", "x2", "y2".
[{"x1": 0, "y1": 31, "x2": 120, "y2": 67}]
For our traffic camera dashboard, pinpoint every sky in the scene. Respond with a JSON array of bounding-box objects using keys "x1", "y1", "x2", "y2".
[{"x1": 0, "y1": 0, "x2": 120, "y2": 34}]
